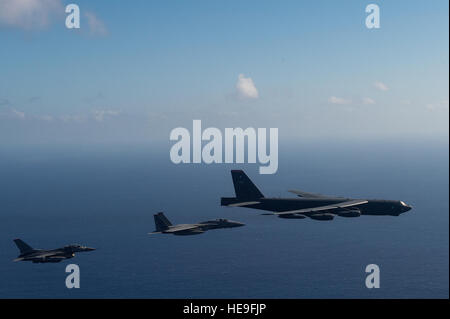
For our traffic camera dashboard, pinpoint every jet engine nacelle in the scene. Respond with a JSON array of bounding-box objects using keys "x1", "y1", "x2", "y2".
[
  {"x1": 309, "y1": 213, "x2": 334, "y2": 221},
  {"x1": 278, "y1": 214, "x2": 306, "y2": 219},
  {"x1": 337, "y1": 209, "x2": 361, "y2": 218}
]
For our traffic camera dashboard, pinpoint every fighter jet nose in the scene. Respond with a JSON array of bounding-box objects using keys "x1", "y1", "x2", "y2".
[
  {"x1": 85, "y1": 247, "x2": 96, "y2": 251},
  {"x1": 230, "y1": 221, "x2": 245, "y2": 227}
]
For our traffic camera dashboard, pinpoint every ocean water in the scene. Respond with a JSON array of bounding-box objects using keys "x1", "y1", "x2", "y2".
[{"x1": 0, "y1": 140, "x2": 448, "y2": 298}]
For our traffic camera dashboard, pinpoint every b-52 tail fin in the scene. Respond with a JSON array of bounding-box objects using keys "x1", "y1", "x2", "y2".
[
  {"x1": 231, "y1": 170, "x2": 264, "y2": 199},
  {"x1": 13, "y1": 239, "x2": 34, "y2": 254},
  {"x1": 154, "y1": 212, "x2": 172, "y2": 232}
]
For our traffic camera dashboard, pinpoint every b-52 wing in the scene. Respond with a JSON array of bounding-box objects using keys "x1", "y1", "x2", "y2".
[
  {"x1": 288, "y1": 189, "x2": 344, "y2": 199},
  {"x1": 227, "y1": 201, "x2": 261, "y2": 207},
  {"x1": 275, "y1": 199, "x2": 368, "y2": 216}
]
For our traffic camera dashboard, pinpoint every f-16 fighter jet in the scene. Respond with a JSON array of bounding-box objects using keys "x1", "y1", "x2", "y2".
[
  {"x1": 13, "y1": 239, "x2": 95, "y2": 263},
  {"x1": 221, "y1": 170, "x2": 412, "y2": 221},
  {"x1": 150, "y1": 212, "x2": 245, "y2": 235}
]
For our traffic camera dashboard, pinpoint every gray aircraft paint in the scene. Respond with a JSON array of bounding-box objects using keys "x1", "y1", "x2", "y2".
[
  {"x1": 13, "y1": 239, "x2": 95, "y2": 263},
  {"x1": 150, "y1": 212, "x2": 245, "y2": 236},
  {"x1": 221, "y1": 170, "x2": 412, "y2": 220}
]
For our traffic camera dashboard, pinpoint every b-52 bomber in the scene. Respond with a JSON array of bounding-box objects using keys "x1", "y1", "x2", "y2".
[
  {"x1": 221, "y1": 170, "x2": 412, "y2": 221},
  {"x1": 13, "y1": 239, "x2": 95, "y2": 263},
  {"x1": 150, "y1": 212, "x2": 245, "y2": 235}
]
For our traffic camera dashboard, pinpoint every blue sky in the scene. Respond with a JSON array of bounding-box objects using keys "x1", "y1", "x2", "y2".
[{"x1": 0, "y1": 0, "x2": 448, "y2": 145}]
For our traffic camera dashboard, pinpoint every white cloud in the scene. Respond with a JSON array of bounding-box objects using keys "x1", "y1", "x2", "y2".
[
  {"x1": 84, "y1": 11, "x2": 107, "y2": 36},
  {"x1": 0, "y1": 108, "x2": 55, "y2": 121},
  {"x1": 0, "y1": 2, "x2": 107, "y2": 35},
  {"x1": 0, "y1": 108, "x2": 26, "y2": 119},
  {"x1": 328, "y1": 96, "x2": 351, "y2": 105},
  {"x1": 0, "y1": 0, "x2": 62, "y2": 30},
  {"x1": 0, "y1": 108, "x2": 124, "y2": 123},
  {"x1": 362, "y1": 97, "x2": 376, "y2": 105},
  {"x1": 374, "y1": 81, "x2": 389, "y2": 91},
  {"x1": 426, "y1": 100, "x2": 449, "y2": 112},
  {"x1": 92, "y1": 109, "x2": 121, "y2": 122},
  {"x1": 11, "y1": 109, "x2": 26, "y2": 119},
  {"x1": 236, "y1": 74, "x2": 259, "y2": 99}
]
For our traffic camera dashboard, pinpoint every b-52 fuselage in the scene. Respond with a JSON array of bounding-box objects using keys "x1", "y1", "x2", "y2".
[
  {"x1": 221, "y1": 170, "x2": 412, "y2": 221},
  {"x1": 13, "y1": 239, "x2": 95, "y2": 263},
  {"x1": 150, "y1": 212, "x2": 245, "y2": 235}
]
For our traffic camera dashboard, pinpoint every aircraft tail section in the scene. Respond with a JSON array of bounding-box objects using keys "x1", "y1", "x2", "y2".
[
  {"x1": 13, "y1": 239, "x2": 34, "y2": 254},
  {"x1": 154, "y1": 212, "x2": 172, "y2": 232},
  {"x1": 231, "y1": 170, "x2": 264, "y2": 199}
]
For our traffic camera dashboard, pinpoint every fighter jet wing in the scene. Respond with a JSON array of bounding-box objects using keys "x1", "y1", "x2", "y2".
[
  {"x1": 13, "y1": 251, "x2": 62, "y2": 262},
  {"x1": 35, "y1": 252, "x2": 60, "y2": 257},
  {"x1": 288, "y1": 189, "x2": 341, "y2": 198},
  {"x1": 162, "y1": 224, "x2": 203, "y2": 233},
  {"x1": 275, "y1": 199, "x2": 368, "y2": 216}
]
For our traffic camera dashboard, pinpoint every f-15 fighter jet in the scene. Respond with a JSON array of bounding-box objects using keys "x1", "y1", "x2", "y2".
[{"x1": 150, "y1": 212, "x2": 245, "y2": 235}]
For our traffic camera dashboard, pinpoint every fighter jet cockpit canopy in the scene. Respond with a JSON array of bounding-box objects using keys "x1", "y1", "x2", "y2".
[
  {"x1": 204, "y1": 218, "x2": 229, "y2": 223},
  {"x1": 65, "y1": 244, "x2": 82, "y2": 248}
]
